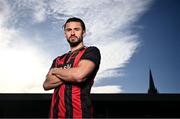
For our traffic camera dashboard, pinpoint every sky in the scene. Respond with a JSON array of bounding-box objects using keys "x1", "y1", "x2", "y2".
[{"x1": 0, "y1": 0, "x2": 179, "y2": 93}]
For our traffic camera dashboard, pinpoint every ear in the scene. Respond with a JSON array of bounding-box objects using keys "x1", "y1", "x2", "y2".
[
  {"x1": 64, "y1": 30, "x2": 67, "y2": 36},
  {"x1": 83, "y1": 31, "x2": 86, "y2": 37}
]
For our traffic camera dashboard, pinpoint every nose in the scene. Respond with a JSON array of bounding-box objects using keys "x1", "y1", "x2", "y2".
[{"x1": 71, "y1": 30, "x2": 75, "y2": 35}]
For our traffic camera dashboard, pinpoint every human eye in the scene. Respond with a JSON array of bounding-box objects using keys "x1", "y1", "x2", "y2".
[
  {"x1": 65, "y1": 28, "x2": 71, "y2": 32},
  {"x1": 74, "y1": 28, "x2": 80, "y2": 31}
]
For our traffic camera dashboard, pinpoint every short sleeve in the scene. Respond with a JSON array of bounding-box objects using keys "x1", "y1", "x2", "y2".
[
  {"x1": 81, "y1": 46, "x2": 101, "y2": 67},
  {"x1": 50, "y1": 59, "x2": 56, "y2": 69}
]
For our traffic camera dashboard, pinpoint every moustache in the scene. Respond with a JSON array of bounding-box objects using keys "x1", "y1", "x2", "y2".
[{"x1": 70, "y1": 36, "x2": 78, "y2": 39}]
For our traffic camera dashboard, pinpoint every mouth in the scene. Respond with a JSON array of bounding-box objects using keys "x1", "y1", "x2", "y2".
[{"x1": 70, "y1": 36, "x2": 77, "y2": 39}]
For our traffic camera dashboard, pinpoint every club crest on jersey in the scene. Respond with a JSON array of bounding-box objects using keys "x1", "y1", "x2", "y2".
[{"x1": 58, "y1": 63, "x2": 72, "y2": 69}]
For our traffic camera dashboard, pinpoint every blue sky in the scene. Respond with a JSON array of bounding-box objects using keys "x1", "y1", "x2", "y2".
[
  {"x1": 123, "y1": 0, "x2": 180, "y2": 93},
  {"x1": 0, "y1": 0, "x2": 179, "y2": 93}
]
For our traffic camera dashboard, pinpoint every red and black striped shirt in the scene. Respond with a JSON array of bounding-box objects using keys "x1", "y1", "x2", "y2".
[{"x1": 49, "y1": 46, "x2": 101, "y2": 118}]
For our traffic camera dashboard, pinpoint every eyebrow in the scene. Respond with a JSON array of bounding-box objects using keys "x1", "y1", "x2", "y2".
[{"x1": 65, "y1": 27, "x2": 81, "y2": 31}]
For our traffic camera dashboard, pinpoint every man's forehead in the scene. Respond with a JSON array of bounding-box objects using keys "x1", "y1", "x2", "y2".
[{"x1": 65, "y1": 22, "x2": 81, "y2": 27}]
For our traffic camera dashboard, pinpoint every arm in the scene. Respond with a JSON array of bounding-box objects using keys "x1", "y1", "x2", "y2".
[
  {"x1": 51, "y1": 59, "x2": 96, "y2": 83},
  {"x1": 43, "y1": 69, "x2": 63, "y2": 90}
]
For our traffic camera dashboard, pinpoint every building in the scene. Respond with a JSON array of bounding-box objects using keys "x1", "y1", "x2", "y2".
[
  {"x1": 0, "y1": 70, "x2": 179, "y2": 118},
  {"x1": 148, "y1": 69, "x2": 159, "y2": 94}
]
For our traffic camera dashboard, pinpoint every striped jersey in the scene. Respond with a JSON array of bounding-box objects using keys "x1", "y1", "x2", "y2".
[{"x1": 49, "y1": 46, "x2": 101, "y2": 118}]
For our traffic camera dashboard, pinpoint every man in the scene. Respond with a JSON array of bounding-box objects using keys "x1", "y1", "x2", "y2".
[{"x1": 43, "y1": 17, "x2": 101, "y2": 118}]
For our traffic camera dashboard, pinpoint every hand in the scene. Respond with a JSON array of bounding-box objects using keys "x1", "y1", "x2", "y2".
[
  {"x1": 43, "y1": 74, "x2": 63, "y2": 90},
  {"x1": 46, "y1": 68, "x2": 63, "y2": 84},
  {"x1": 50, "y1": 68, "x2": 59, "y2": 75},
  {"x1": 47, "y1": 74, "x2": 62, "y2": 84}
]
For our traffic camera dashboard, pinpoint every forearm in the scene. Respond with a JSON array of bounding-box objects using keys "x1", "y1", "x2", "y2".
[
  {"x1": 51, "y1": 67, "x2": 86, "y2": 83},
  {"x1": 43, "y1": 81, "x2": 62, "y2": 90},
  {"x1": 51, "y1": 60, "x2": 95, "y2": 83},
  {"x1": 43, "y1": 75, "x2": 63, "y2": 90}
]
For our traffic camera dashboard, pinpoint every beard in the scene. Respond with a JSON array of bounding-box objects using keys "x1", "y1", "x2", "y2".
[{"x1": 67, "y1": 35, "x2": 83, "y2": 47}]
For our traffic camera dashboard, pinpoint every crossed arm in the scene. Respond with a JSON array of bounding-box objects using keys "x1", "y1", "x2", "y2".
[{"x1": 43, "y1": 59, "x2": 96, "y2": 90}]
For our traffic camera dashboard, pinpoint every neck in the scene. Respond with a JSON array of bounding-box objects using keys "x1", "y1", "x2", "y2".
[{"x1": 70, "y1": 42, "x2": 84, "y2": 52}]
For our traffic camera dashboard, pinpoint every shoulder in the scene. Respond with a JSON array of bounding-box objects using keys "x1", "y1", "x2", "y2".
[
  {"x1": 85, "y1": 46, "x2": 101, "y2": 55},
  {"x1": 53, "y1": 53, "x2": 68, "y2": 63},
  {"x1": 86, "y1": 46, "x2": 100, "y2": 51},
  {"x1": 55, "y1": 53, "x2": 68, "y2": 60},
  {"x1": 81, "y1": 46, "x2": 101, "y2": 66},
  {"x1": 51, "y1": 53, "x2": 68, "y2": 68}
]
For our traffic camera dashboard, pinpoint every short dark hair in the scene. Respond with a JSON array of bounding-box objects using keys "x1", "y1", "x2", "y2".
[{"x1": 63, "y1": 17, "x2": 86, "y2": 32}]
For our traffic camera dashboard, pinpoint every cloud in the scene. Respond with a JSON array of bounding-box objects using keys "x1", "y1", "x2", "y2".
[
  {"x1": 0, "y1": 0, "x2": 51, "y2": 93},
  {"x1": 32, "y1": 0, "x2": 47, "y2": 23},
  {"x1": 0, "y1": 0, "x2": 47, "y2": 26},
  {"x1": 91, "y1": 85, "x2": 123, "y2": 93},
  {"x1": 0, "y1": 26, "x2": 50, "y2": 93},
  {"x1": 0, "y1": 0, "x2": 11, "y2": 26},
  {"x1": 0, "y1": 0, "x2": 153, "y2": 93},
  {"x1": 97, "y1": 36, "x2": 139, "y2": 79},
  {"x1": 47, "y1": 0, "x2": 152, "y2": 80}
]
